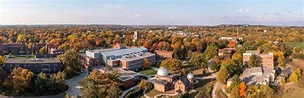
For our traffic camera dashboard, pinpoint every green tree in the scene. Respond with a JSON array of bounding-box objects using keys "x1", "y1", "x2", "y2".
[
  {"x1": 57, "y1": 50, "x2": 81, "y2": 77},
  {"x1": 217, "y1": 65, "x2": 229, "y2": 84},
  {"x1": 50, "y1": 71, "x2": 67, "y2": 93},
  {"x1": 247, "y1": 54, "x2": 262, "y2": 68},
  {"x1": 159, "y1": 58, "x2": 182, "y2": 72},
  {"x1": 189, "y1": 52, "x2": 206, "y2": 68},
  {"x1": 173, "y1": 47, "x2": 186, "y2": 60},
  {"x1": 80, "y1": 69, "x2": 121, "y2": 98},
  {"x1": 230, "y1": 85, "x2": 240, "y2": 98},
  {"x1": 228, "y1": 75, "x2": 241, "y2": 91},
  {"x1": 35, "y1": 72, "x2": 49, "y2": 95},
  {"x1": 204, "y1": 44, "x2": 218, "y2": 61}
]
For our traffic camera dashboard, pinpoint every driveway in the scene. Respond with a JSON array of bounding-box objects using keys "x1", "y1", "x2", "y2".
[{"x1": 66, "y1": 72, "x2": 88, "y2": 97}]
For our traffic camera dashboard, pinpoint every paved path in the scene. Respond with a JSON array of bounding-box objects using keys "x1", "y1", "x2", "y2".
[
  {"x1": 212, "y1": 82, "x2": 219, "y2": 98},
  {"x1": 154, "y1": 93, "x2": 179, "y2": 98},
  {"x1": 194, "y1": 73, "x2": 217, "y2": 80},
  {"x1": 66, "y1": 72, "x2": 88, "y2": 97}
]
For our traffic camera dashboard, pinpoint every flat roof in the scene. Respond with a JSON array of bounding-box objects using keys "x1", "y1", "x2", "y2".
[
  {"x1": 119, "y1": 53, "x2": 155, "y2": 62},
  {"x1": 5, "y1": 58, "x2": 61, "y2": 64},
  {"x1": 101, "y1": 46, "x2": 147, "y2": 57}
]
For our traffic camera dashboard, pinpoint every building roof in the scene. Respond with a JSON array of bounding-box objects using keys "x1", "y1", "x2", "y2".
[
  {"x1": 119, "y1": 52, "x2": 155, "y2": 62},
  {"x1": 157, "y1": 67, "x2": 169, "y2": 77},
  {"x1": 101, "y1": 46, "x2": 147, "y2": 57},
  {"x1": 5, "y1": 58, "x2": 61, "y2": 64},
  {"x1": 179, "y1": 77, "x2": 190, "y2": 86},
  {"x1": 154, "y1": 80, "x2": 169, "y2": 85},
  {"x1": 154, "y1": 50, "x2": 174, "y2": 55}
]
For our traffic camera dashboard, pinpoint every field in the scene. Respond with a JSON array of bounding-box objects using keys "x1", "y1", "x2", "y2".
[
  {"x1": 282, "y1": 84, "x2": 304, "y2": 98},
  {"x1": 139, "y1": 69, "x2": 157, "y2": 76},
  {"x1": 285, "y1": 42, "x2": 304, "y2": 50}
]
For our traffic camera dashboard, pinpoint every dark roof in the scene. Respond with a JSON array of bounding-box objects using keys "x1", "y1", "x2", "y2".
[
  {"x1": 5, "y1": 58, "x2": 61, "y2": 64},
  {"x1": 179, "y1": 77, "x2": 190, "y2": 85}
]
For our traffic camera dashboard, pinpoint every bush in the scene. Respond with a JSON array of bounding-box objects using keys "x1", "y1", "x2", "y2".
[{"x1": 124, "y1": 88, "x2": 143, "y2": 98}]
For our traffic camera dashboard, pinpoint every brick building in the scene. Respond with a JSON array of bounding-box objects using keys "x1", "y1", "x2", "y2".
[
  {"x1": 243, "y1": 50, "x2": 274, "y2": 68},
  {"x1": 3, "y1": 57, "x2": 62, "y2": 75}
]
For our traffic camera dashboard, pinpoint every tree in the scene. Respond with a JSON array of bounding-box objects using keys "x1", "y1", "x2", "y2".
[
  {"x1": 247, "y1": 54, "x2": 262, "y2": 68},
  {"x1": 289, "y1": 69, "x2": 302, "y2": 82},
  {"x1": 204, "y1": 44, "x2": 218, "y2": 61},
  {"x1": 57, "y1": 50, "x2": 81, "y2": 77},
  {"x1": 159, "y1": 58, "x2": 182, "y2": 72},
  {"x1": 239, "y1": 82, "x2": 246, "y2": 98},
  {"x1": 50, "y1": 71, "x2": 67, "y2": 93},
  {"x1": 217, "y1": 65, "x2": 229, "y2": 84},
  {"x1": 277, "y1": 56, "x2": 285, "y2": 68},
  {"x1": 228, "y1": 75, "x2": 241, "y2": 91},
  {"x1": 230, "y1": 85, "x2": 240, "y2": 98},
  {"x1": 80, "y1": 69, "x2": 121, "y2": 98},
  {"x1": 16, "y1": 34, "x2": 26, "y2": 43},
  {"x1": 39, "y1": 47, "x2": 47, "y2": 54},
  {"x1": 143, "y1": 58, "x2": 151, "y2": 69},
  {"x1": 10, "y1": 67, "x2": 34, "y2": 95},
  {"x1": 34, "y1": 73, "x2": 50, "y2": 95},
  {"x1": 139, "y1": 80, "x2": 152, "y2": 90},
  {"x1": 189, "y1": 52, "x2": 206, "y2": 68},
  {"x1": 173, "y1": 47, "x2": 186, "y2": 60},
  {"x1": 0, "y1": 55, "x2": 4, "y2": 65},
  {"x1": 232, "y1": 52, "x2": 242, "y2": 60}
]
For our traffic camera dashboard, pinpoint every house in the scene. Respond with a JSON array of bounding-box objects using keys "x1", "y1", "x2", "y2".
[{"x1": 174, "y1": 74, "x2": 194, "y2": 93}]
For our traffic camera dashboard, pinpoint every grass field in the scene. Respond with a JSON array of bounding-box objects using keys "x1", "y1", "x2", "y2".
[
  {"x1": 282, "y1": 86, "x2": 304, "y2": 98},
  {"x1": 285, "y1": 42, "x2": 304, "y2": 50},
  {"x1": 139, "y1": 69, "x2": 157, "y2": 76}
]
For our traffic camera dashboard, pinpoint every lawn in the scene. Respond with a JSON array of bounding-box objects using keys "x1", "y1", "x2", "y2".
[
  {"x1": 139, "y1": 69, "x2": 157, "y2": 76},
  {"x1": 285, "y1": 42, "x2": 304, "y2": 50},
  {"x1": 282, "y1": 86, "x2": 304, "y2": 98}
]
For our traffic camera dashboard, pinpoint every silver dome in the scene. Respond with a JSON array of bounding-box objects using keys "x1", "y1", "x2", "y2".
[
  {"x1": 187, "y1": 73, "x2": 194, "y2": 79},
  {"x1": 157, "y1": 67, "x2": 169, "y2": 76}
]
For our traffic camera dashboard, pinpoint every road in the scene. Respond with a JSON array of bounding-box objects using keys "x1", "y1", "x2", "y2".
[{"x1": 66, "y1": 72, "x2": 88, "y2": 97}]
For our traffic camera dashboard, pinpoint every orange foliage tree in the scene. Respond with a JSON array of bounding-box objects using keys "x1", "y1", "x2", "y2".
[{"x1": 239, "y1": 82, "x2": 246, "y2": 97}]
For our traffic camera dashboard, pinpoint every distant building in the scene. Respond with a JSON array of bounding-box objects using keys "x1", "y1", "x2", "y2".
[
  {"x1": 3, "y1": 57, "x2": 62, "y2": 75},
  {"x1": 80, "y1": 44, "x2": 156, "y2": 71},
  {"x1": 133, "y1": 31, "x2": 140, "y2": 41},
  {"x1": 0, "y1": 43, "x2": 27, "y2": 54},
  {"x1": 33, "y1": 43, "x2": 64, "y2": 55},
  {"x1": 243, "y1": 50, "x2": 274, "y2": 68},
  {"x1": 154, "y1": 50, "x2": 174, "y2": 60},
  {"x1": 218, "y1": 48, "x2": 235, "y2": 56},
  {"x1": 153, "y1": 67, "x2": 195, "y2": 93}
]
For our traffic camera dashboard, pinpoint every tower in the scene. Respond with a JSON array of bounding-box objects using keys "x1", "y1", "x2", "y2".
[{"x1": 133, "y1": 31, "x2": 140, "y2": 42}]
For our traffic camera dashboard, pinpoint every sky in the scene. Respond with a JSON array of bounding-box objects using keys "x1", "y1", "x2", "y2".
[{"x1": 0, "y1": 0, "x2": 303, "y2": 26}]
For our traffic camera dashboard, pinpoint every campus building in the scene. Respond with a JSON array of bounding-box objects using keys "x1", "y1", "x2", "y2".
[
  {"x1": 33, "y1": 43, "x2": 64, "y2": 54},
  {"x1": 80, "y1": 44, "x2": 156, "y2": 71},
  {"x1": 3, "y1": 57, "x2": 62, "y2": 75},
  {"x1": 218, "y1": 48, "x2": 235, "y2": 56},
  {"x1": 243, "y1": 50, "x2": 274, "y2": 68},
  {"x1": 0, "y1": 43, "x2": 27, "y2": 54},
  {"x1": 153, "y1": 67, "x2": 195, "y2": 93},
  {"x1": 154, "y1": 50, "x2": 173, "y2": 60}
]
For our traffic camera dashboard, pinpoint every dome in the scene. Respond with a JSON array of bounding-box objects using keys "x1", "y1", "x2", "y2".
[
  {"x1": 187, "y1": 73, "x2": 194, "y2": 79},
  {"x1": 157, "y1": 67, "x2": 168, "y2": 76}
]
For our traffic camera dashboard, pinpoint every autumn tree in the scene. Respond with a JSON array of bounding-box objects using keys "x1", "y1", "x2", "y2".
[
  {"x1": 16, "y1": 34, "x2": 26, "y2": 43},
  {"x1": 159, "y1": 58, "x2": 182, "y2": 72},
  {"x1": 289, "y1": 69, "x2": 302, "y2": 82},
  {"x1": 247, "y1": 54, "x2": 262, "y2": 68},
  {"x1": 7, "y1": 67, "x2": 34, "y2": 95},
  {"x1": 39, "y1": 47, "x2": 47, "y2": 54},
  {"x1": 239, "y1": 82, "x2": 246, "y2": 98},
  {"x1": 143, "y1": 58, "x2": 151, "y2": 69},
  {"x1": 139, "y1": 80, "x2": 153, "y2": 90},
  {"x1": 0, "y1": 55, "x2": 4, "y2": 65},
  {"x1": 35, "y1": 72, "x2": 50, "y2": 95},
  {"x1": 80, "y1": 69, "x2": 121, "y2": 98},
  {"x1": 217, "y1": 65, "x2": 229, "y2": 84}
]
